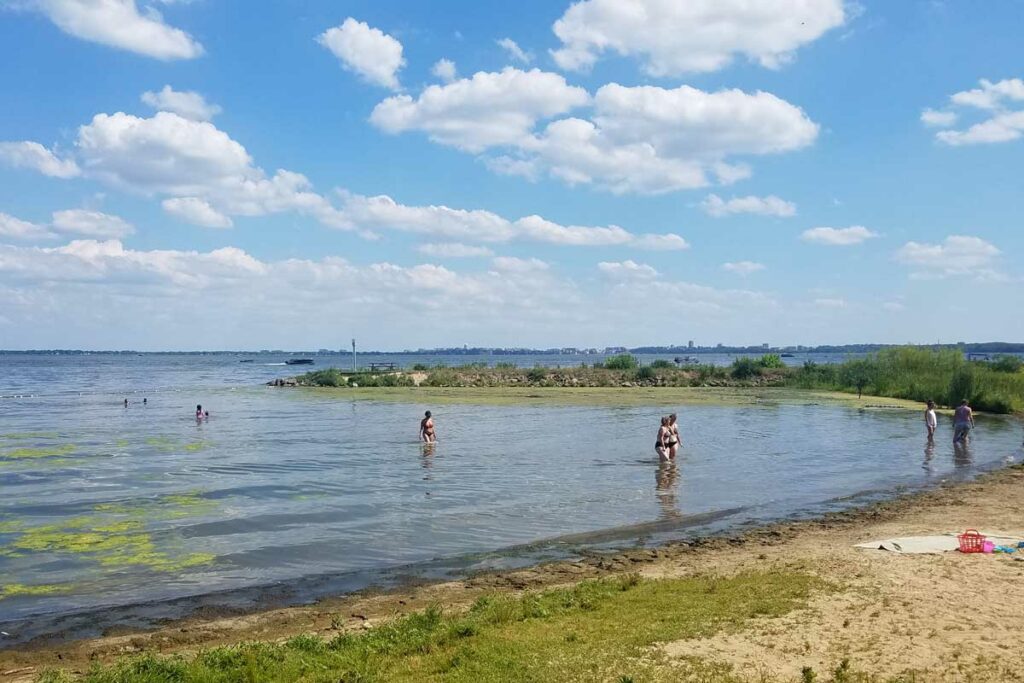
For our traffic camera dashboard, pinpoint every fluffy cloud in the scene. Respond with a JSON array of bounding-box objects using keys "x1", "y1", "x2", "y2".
[
  {"x1": 0, "y1": 238, "x2": 782, "y2": 348},
  {"x1": 920, "y1": 108, "x2": 957, "y2": 128},
  {"x1": 0, "y1": 239, "x2": 584, "y2": 348},
  {"x1": 0, "y1": 212, "x2": 54, "y2": 240},
  {"x1": 925, "y1": 78, "x2": 1024, "y2": 146},
  {"x1": 801, "y1": 226, "x2": 877, "y2": 246},
  {"x1": 336, "y1": 192, "x2": 687, "y2": 248},
  {"x1": 375, "y1": 75, "x2": 818, "y2": 194},
  {"x1": 814, "y1": 297, "x2": 846, "y2": 308},
  {"x1": 491, "y1": 256, "x2": 549, "y2": 272},
  {"x1": 949, "y1": 78, "x2": 1024, "y2": 110},
  {"x1": 497, "y1": 38, "x2": 532, "y2": 64},
  {"x1": 0, "y1": 141, "x2": 80, "y2": 178},
  {"x1": 417, "y1": 243, "x2": 494, "y2": 258},
  {"x1": 895, "y1": 235, "x2": 1002, "y2": 280},
  {"x1": 371, "y1": 68, "x2": 590, "y2": 152},
  {"x1": 551, "y1": 0, "x2": 846, "y2": 75},
  {"x1": 51, "y1": 209, "x2": 134, "y2": 238},
  {"x1": 317, "y1": 18, "x2": 405, "y2": 90},
  {"x1": 700, "y1": 194, "x2": 796, "y2": 217},
  {"x1": 162, "y1": 197, "x2": 233, "y2": 228},
  {"x1": 722, "y1": 261, "x2": 765, "y2": 275},
  {"x1": 598, "y1": 259, "x2": 658, "y2": 279},
  {"x1": 7, "y1": 109, "x2": 688, "y2": 248},
  {"x1": 19, "y1": 0, "x2": 202, "y2": 60},
  {"x1": 431, "y1": 59, "x2": 457, "y2": 83},
  {"x1": 937, "y1": 111, "x2": 1024, "y2": 146},
  {"x1": 141, "y1": 85, "x2": 221, "y2": 121},
  {"x1": 0, "y1": 209, "x2": 133, "y2": 240}
]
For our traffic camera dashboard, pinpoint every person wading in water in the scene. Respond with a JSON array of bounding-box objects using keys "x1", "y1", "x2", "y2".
[{"x1": 420, "y1": 410, "x2": 436, "y2": 443}]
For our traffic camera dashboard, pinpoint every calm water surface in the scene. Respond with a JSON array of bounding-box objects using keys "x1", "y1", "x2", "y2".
[{"x1": 1, "y1": 354, "x2": 1021, "y2": 643}]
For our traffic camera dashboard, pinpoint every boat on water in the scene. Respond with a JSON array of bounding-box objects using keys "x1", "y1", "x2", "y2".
[
  {"x1": 781, "y1": 353, "x2": 795, "y2": 358},
  {"x1": 674, "y1": 356, "x2": 700, "y2": 365},
  {"x1": 285, "y1": 358, "x2": 315, "y2": 365},
  {"x1": 239, "y1": 359, "x2": 254, "y2": 363}
]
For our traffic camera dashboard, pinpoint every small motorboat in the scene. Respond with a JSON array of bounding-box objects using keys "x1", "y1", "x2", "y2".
[
  {"x1": 781, "y1": 353, "x2": 795, "y2": 358},
  {"x1": 285, "y1": 358, "x2": 315, "y2": 365}
]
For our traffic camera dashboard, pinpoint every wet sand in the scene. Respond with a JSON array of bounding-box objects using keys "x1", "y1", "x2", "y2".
[{"x1": 2, "y1": 463, "x2": 1023, "y2": 681}]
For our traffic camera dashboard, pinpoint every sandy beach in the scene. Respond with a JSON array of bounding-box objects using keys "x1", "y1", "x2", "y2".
[{"x1": 4, "y1": 461, "x2": 1023, "y2": 682}]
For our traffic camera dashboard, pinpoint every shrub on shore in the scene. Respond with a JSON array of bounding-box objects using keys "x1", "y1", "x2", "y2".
[
  {"x1": 603, "y1": 354, "x2": 639, "y2": 370},
  {"x1": 789, "y1": 347, "x2": 1024, "y2": 413}
]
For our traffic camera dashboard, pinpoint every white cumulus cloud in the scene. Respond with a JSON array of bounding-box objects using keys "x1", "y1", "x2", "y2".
[
  {"x1": 19, "y1": 0, "x2": 203, "y2": 60},
  {"x1": 0, "y1": 212, "x2": 54, "y2": 240},
  {"x1": 895, "y1": 235, "x2": 1003, "y2": 280},
  {"x1": 801, "y1": 226, "x2": 877, "y2": 246},
  {"x1": 431, "y1": 58, "x2": 457, "y2": 83},
  {"x1": 550, "y1": 0, "x2": 846, "y2": 75},
  {"x1": 0, "y1": 141, "x2": 81, "y2": 178},
  {"x1": 141, "y1": 85, "x2": 221, "y2": 121},
  {"x1": 722, "y1": 261, "x2": 765, "y2": 275},
  {"x1": 497, "y1": 38, "x2": 532, "y2": 64},
  {"x1": 371, "y1": 68, "x2": 590, "y2": 152},
  {"x1": 598, "y1": 260, "x2": 658, "y2": 280},
  {"x1": 814, "y1": 297, "x2": 846, "y2": 308},
  {"x1": 162, "y1": 197, "x2": 233, "y2": 228},
  {"x1": 51, "y1": 209, "x2": 134, "y2": 238},
  {"x1": 417, "y1": 243, "x2": 494, "y2": 258},
  {"x1": 317, "y1": 18, "x2": 405, "y2": 90},
  {"x1": 377, "y1": 77, "x2": 818, "y2": 195},
  {"x1": 701, "y1": 194, "x2": 796, "y2": 217},
  {"x1": 925, "y1": 78, "x2": 1024, "y2": 146}
]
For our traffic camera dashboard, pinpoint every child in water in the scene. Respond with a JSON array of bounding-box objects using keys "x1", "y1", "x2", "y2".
[{"x1": 925, "y1": 400, "x2": 937, "y2": 441}]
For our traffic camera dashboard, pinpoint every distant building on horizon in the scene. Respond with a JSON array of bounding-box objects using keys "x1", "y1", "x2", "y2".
[{"x1": 688, "y1": 340, "x2": 695, "y2": 349}]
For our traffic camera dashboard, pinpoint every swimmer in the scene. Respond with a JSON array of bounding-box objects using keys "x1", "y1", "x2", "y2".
[
  {"x1": 124, "y1": 398, "x2": 129, "y2": 408},
  {"x1": 143, "y1": 398, "x2": 147, "y2": 405},
  {"x1": 196, "y1": 404, "x2": 203, "y2": 420},
  {"x1": 655, "y1": 416, "x2": 671, "y2": 462},
  {"x1": 420, "y1": 410, "x2": 435, "y2": 443},
  {"x1": 667, "y1": 413, "x2": 681, "y2": 459},
  {"x1": 953, "y1": 399, "x2": 974, "y2": 444},
  {"x1": 925, "y1": 400, "x2": 937, "y2": 441}
]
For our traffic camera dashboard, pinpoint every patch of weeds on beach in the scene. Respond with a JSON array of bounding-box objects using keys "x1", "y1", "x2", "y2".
[{"x1": 39, "y1": 571, "x2": 825, "y2": 682}]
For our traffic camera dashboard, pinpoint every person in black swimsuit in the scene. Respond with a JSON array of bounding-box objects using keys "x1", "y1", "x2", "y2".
[
  {"x1": 666, "y1": 413, "x2": 680, "y2": 460},
  {"x1": 420, "y1": 410, "x2": 436, "y2": 443},
  {"x1": 655, "y1": 416, "x2": 671, "y2": 461}
]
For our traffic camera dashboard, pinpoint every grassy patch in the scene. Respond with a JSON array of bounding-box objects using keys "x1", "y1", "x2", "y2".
[
  {"x1": 3, "y1": 444, "x2": 76, "y2": 459},
  {"x1": 38, "y1": 571, "x2": 824, "y2": 683}
]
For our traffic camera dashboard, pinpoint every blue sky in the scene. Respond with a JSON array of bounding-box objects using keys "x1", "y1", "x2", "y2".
[{"x1": 0, "y1": 0, "x2": 1021, "y2": 350}]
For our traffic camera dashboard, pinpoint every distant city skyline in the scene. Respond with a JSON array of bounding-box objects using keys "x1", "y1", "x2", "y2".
[{"x1": 0, "y1": 1, "x2": 1022, "y2": 349}]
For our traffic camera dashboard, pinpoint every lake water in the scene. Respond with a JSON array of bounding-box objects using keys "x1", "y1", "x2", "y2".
[{"x1": 1, "y1": 354, "x2": 1022, "y2": 645}]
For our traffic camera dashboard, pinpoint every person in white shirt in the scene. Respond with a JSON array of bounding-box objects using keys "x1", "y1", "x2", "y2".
[{"x1": 925, "y1": 400, "x2": 937, "y2": 441}]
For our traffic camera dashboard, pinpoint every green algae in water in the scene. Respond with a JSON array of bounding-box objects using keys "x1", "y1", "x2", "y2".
[
  {"x1": 144, "y1": 436, "x2": 209, "y2": 454},
  {"x1": 0, "y1": 432, "x2": 61, "y2": 440},
  {"x1": 2, "y1": 492, "x2": 219, "y2": 573},
  {"x1": 0, "y1": 583, "x2": 72, "y2": 598},
  {"x1": 3, "y1": 444, "x2": 77, "y2": 459}
]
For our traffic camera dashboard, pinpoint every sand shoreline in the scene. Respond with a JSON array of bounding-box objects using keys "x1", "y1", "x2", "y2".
[{"x1": 3, "y1": 461, "x2": 1023, "y2": 681}]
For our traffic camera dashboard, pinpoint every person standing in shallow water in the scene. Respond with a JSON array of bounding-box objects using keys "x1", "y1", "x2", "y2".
[
  {"x1": 925, "y1": 400, "x2": 937, "y2": 441},
  {"x1": 667, "y1": 413, "x2": 681, "y2": 460},
  {"x1": 420, "y1": 410, "x2": 435, "y2": 443},
  {"x1": 953, "y1": 399, "x2": 974, "y2": 444},
  {"x1": 655, "y1": 416, "x2": 672, "y2": 462}
]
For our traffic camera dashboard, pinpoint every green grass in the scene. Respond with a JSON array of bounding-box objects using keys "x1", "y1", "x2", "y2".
[
  {"x1": 38, "y1": 571, "x2": 825, "y2": 683},
  {"x1": 786, "y1": 347, "x2": 1024, "y2": 414}
]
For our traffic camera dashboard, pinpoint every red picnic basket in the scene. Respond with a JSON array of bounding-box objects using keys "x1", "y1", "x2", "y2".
[{"x1": 957, "y1": 529, "x2": 986, "y2": 553}]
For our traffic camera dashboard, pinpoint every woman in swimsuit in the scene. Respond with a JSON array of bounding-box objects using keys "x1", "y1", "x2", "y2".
[
  {"x1": 655, "y1": 416, "x2": 671, "y2": 462},
  {"x1": 667, "y1": 413, "x2": 680, "y2": 460},
  {"x1": 420, "y1": 410, "x2": 436, "y2": 443}
]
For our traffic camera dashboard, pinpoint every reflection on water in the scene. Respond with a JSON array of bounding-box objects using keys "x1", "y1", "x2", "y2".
[
  {"x1": 954, "y1": 440, "x2": 973, "y2": 469},
  {"x1": 655, "y1": 463, "x2": 681, "y2": 520},
  {"x1": 923, "y1": 440, "x2": 936, "y2": 475},
  {"x1": 2, "y1": 356, "x2": 1022, "y2": 635}
]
